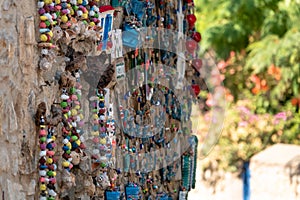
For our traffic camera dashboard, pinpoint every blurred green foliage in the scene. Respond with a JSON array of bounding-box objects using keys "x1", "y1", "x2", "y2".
[{"x1": 195, "y1": 0, "x2": 300, "y2": 173}]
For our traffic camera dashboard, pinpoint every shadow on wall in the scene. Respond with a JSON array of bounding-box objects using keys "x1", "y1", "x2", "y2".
[{"x1": 285, "y1": 155, "x2": 300, "y2": 198}]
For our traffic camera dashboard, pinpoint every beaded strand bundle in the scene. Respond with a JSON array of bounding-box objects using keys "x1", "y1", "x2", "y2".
[{"x1": 38, "y1": 116, "x2": 58, "y2": 200}]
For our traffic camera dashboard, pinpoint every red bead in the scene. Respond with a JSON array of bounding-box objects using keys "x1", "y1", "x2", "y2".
[
  {"x1": 186, "y1": 40, "x2": 198, "y2": 54},
  {"x1": 191, "y1": 84, "x2": 200, "y2": 96},
  {"x1": 187, "y1": 14, "x2": 197, "y2": 25},
  {"x1": 192, "y1": 32, "x2": 201, "y2": 43},
  {"x1": 40, "y1": 22, "x2": 47, "y2": 28},
  {"x1": 192, "y1": 59, "x2": 202, "y2": 71}
]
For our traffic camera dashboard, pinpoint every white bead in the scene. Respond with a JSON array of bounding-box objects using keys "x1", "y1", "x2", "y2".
[
  {"x1": 38, "y1": 2, "x2": 44, "y2": 8},
  {"x1": 77, "y1": 10, "x2": 83, "y2": 16},
  {"x1": 63, "y1": 138, "x2": 69, "y2": 144},
  {"x1": 61, "y1": 94, "x2": 69, "y2": 100},
  {"x1": 93, "y1": 149, "x2": 99, "y2": 155},
  {"x1": 48, "y1": 189, "x2": 57, "y2": 197},
  {"x1": 39, "y1": 170, "x2": 47, "y2": 176},
  {"x1": 40, "y1": 151, "x2": 46, "y2": 157},
  {"x1": 89, "y1": 10, "x2": 95, "y2": 16}
]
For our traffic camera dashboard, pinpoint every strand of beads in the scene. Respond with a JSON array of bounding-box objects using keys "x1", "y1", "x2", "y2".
[
  {"x1": 38, "y1": 115, "x2": 58, "y2": 200},
  {"x1": 60, "y1": 72, "x2": 86, "y2": 178}
]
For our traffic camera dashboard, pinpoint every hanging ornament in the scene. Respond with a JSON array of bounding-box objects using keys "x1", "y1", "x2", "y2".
[
  {"x1": 186, "y1": 14, "x2": 196, "y2": 26},
  {"x1": 192, "y1": 58, "x2": 202, "y2": 71},
  {"x1": 186, "y1": 39, "x2": 198, "y2": 54},
  {"x1": 192, "y1": 32, "x2": 201, "y2": 43}
]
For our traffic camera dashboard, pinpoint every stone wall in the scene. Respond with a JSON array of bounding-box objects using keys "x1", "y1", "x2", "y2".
[{"x1": 0, "y1": 0, "x2": 57, "y2": 199}]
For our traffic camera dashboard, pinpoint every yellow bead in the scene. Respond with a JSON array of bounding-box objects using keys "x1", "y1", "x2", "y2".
[
  {"x1": 79, "y1": 114, "x2": 84, "y2": 120},
  {"x1": 93, "y1": 114, "x2": 98, "y2": 120},
  {"x1": 66, "y1": 142, "x2": 72, "y2": 149},
  {"x1": 78, "y1": 0, "x2": 82, "y2": 4},
  {"x1": 100, "y1": 138, "x2": 106, "y2": 145},
  {"x1": 40, "y1": 16, "x2": 48, "y2": 21},
  {"x1": 74, "y1": 105, "x2": 80, "y2": 110},
  {"x1": 46, "y1": 158, "x2": 53, "y2": 164},
  {"x1": 64, "y1": 113, "x2": 68, "y2": 119},
  {"x1": 52, "y1": 171, "x2": 57, "y2": 176},
  {"x1": 62, "y1": 161, "x2": 70, "y2": 168},
  {"x1": 47, "y1": 30, "x2": 53, "y2": 38},
  {"x1": 82, "y1": 13, "x2": 88, "y2": 19},
  {"x1": 40, "y1": 34, "x2": 48, "y2": 42},
  {"x1": 44, "y1": 0, "x2": 52, "y2": 4},
  {"x1": 75, "y1": 140, "x2": 81, "y2": 146},
  {"x1": 91, "y1": 131, "x2": 99, "y2": 136},
  {"x1": 40, "y1": 184, "x2": 47, "y2": 191},
  {"x1": 71, "y1": 109, "x2": 77, "y2": 116},
  {"x1": 55, "y1": 0, "x2": 61, "y2": 4},
  {"x1": 61, "y1": 15, "x2": 68, "y2": 23},
  {"x1": 90, "y1": 22, "x2": 95, "y2": 27},
  {"x1": 70, "y1": 9, "x2": 74, "y2": 15},
  {"x1": 51, "y1": 136, "x2": 56, "y2": 141}
]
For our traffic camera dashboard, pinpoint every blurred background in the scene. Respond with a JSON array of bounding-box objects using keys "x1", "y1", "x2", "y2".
[{"x1": 189, "y1": 0, "x2": 300, "y2": 199}]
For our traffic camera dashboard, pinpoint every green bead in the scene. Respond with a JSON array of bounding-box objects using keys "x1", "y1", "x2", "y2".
[
  {"x1": 45, "y1": 20, "x2": 51, "y2": 26},
  {"x1": 73, "y1": 5, "x2": 78, "y2": 10},
  {"x1": 100, "y1": 162, "x2": 107, "y2": 168},
  {"x1": 92, "y1": 108, "x2": 98, "y2": 113},
  {"x1": 70, "y1": 87, "x2": 76, "y2": 94},
  {"x1": 40, "y1": 137, "x2": 46, "y2": 142},
  {"x1": 60, "y1": 101, "x2": 68, "y2": 108},
  {"x1": 47, "y1": 171, "x2": 54, "y2": 176},
  {"x1": 48, "y1": 197, "x2": 55, "y2": 200},
  {"x1": 66, "y1": 150, "x2": 71, "y2": 154},
  {"x1": 71, "y1": 135, "x2": 78, "y2": 141},
  {"x1": 94, "y1": 13, "x2": 99, "y2": 18}
]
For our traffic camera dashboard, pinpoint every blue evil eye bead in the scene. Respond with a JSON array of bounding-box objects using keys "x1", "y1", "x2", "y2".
[
  {"x1": 62, "y1": 145, "x2": 69, "y2": 151},
  {"x1": 39, "y1": 164, "x2": 48, "y2": 170},
  {"x1": 93, "y1": 125, "x2": 98, "y2": 131},
  {"x1": 72, "y1": 142, "x2": 79, "y2": 149}
]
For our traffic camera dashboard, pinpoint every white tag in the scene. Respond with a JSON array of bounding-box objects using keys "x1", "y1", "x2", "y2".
[{"x1": 116, "y1": 60, "x2": 125, "y2": 80}]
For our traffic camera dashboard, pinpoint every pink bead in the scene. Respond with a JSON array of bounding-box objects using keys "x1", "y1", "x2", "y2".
[
  {"x1": 78, "y1": 121, "x2": 84, "y2": 127},
  {"x1": 62, "y1": 9, "x2": 69, "y2": 14},
  {"x1": 40, "y1": 177, "x2": 46, "y2": 183},
  {"x1": 40, "y1": 143, "x2": 47, "y2": 150},
  {"x1": 49, "y1": 178, "x2": 56, "y2": 184},
  {"x1": 71, "y1": 95, "x2": 78, "y2": 101},
  {"x1": 76, "y1": 82, "x2": 82, "y2": 89},
  {"x1": 55, "y1": 5, "x2": 62, "y2": 11},
  {"x1": 47, "y1": 150, "x2": 55, "y2": 157},
  {"x1": 39, "y1": 8, "x2": 45, "y2": 15},
  {"x1": 40, "y1": 129, "x2": 47, "y2": 136},
  {"x1": 93, "y1": 137, "x2": 99, "y2": 143}
]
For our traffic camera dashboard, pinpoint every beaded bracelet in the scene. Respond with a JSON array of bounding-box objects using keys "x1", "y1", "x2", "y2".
[{"x1": 38, "y1": 116, "x2": 57, "y2": 200}]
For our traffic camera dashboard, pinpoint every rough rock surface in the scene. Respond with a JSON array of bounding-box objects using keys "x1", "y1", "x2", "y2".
[{"x1": 0, "y1": 0, "x2": 59, "y2": 199}]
